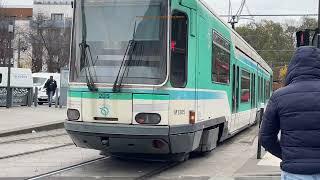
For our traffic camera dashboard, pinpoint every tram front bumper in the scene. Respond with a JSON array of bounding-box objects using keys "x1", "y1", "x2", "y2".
[{"x1": 64, "y1": 121, "x2": 201, "y2": 155}]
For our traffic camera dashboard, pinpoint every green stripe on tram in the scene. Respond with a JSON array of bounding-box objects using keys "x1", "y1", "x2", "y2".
[
  {"x1": 133, "y1": 94, "x2": 169, "y2": 100},
  {"x1": 69, "y1": 92, "x2": 131, "y2": 100},
  {"x1": 68, "y1": 91, "x2": 169, "y2": 100}
]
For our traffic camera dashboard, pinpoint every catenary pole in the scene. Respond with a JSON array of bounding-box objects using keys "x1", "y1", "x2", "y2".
[{"x1": 318, "y1": 0, "x2": 320, "y2": 48}]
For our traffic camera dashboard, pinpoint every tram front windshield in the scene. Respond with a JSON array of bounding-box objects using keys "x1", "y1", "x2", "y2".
[{"x1": 70, "y1": 0, "x2": 169, "y2": 85}]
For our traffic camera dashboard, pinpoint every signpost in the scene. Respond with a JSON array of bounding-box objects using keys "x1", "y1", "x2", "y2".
[{"x1": 6, "y1": 24, "x2": 13, "y2": 108}]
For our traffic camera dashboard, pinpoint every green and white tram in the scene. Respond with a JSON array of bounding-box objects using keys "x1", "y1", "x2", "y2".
[{"x1": 65, "y1": 0, "x2": 273, "y2": 159}]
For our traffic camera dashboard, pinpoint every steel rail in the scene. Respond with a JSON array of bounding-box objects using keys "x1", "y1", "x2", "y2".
[
  {"x1": 26, "y1": 156, "x2": 110, "y2": 180},
  {"x1": 0, "y1": 143, "x2": 74, "y2": 160},
  {"x1": 135, "y1": 161, "x2": 181, "y2": 180},
  {"x1": 24, "y1": 155, "x2": 181, "y2": 180},
  {"x1": 0, "y1": 133, "x2": 68, "y2": 145}
]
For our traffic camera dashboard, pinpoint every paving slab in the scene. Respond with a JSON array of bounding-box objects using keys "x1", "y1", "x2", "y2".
[
  {"x1": 0, "y1": 146, "x2": 102, "y2": 178},
  {"x1": 234, "y1": 152, "x2": 281, "y2": 180},
  {"x1": 156, "y1": 126, "x2": 259, "y2": 180},
  {"x1": 0, "y1": 106, "x2": 66, "y2": 137}
]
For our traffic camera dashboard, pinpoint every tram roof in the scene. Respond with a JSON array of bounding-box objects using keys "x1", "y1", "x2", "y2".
[{"x1": 199, "y1": 0, "x2": 273, "y2": 74}]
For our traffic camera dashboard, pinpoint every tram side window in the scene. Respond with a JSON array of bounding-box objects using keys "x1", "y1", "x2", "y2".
[
  {"x1": 263, "y1": 79, "x2": 266, "y2": 101},
  {"x1": 241, "y1": 70, "x2": 250, "y2": 103},
  {"x1": 266, "y1": 80, "x2": 270, "y2": 99},
  {"x1": 212, "y1": 31, "x2": 230, "y2": 84},
  {"x1": 259, "y1": 77, "x2": 263, "y2": 102},
  {"x1": 251, "y1": 74, "x2": 256, "y2": 107},
  {"x1": 170, "y1": 11, "x2": 188, "y2": 88},
  {"x1": 257, "y1": 77, "x2": 260, "y2": 102}
]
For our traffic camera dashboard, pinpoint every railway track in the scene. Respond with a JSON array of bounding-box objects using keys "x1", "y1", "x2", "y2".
[
  {"x1": 0, "y1": 132, "x2": 68, "y2": 145},
  {"x1": 134, "y1": 161, "x2": 181, "y2": 180},
  {"x1": 1, "y1": 130, "x2": 182, "y2": 180},
  {"x1": 0, "y1": 132, "x2": 74, "y2": 160},
  {"x1": 25, "y1": 155, "x2": 181, "y2": 180},
  {"x1": 0, "y1": 143, "x2": 74, "y2": 160},
  {"x1": 2, "y1": 127, "x2": 258, "y2": 179},
  {"x1": 26, "y1": 156, "x2": 110, "y2": 180}
]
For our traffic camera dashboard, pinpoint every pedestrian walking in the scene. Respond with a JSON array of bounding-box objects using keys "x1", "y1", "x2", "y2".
[
  {"x1": 44, "y1": 76, "x2": 57, "y2": 107},
  {"x1": 260, "y1": 46, "x2": 320, "y2": 179}
]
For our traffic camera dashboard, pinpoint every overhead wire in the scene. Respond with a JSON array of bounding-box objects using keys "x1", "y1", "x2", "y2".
[
  {"x1": 228, "y1": 0, "x2": 232, "y2": 22},
  {"x1": 243, "y1": 3, "x2": 255, "y2": 22},
  {"x1": 236, "y1": 0, "x2": 246, "y2": 17},
  {"x1": 221, "y1": 14, "x2": 318, "y2": 17},
  {"x1": 229, "y1": 0, "x2": 247, "y2": 28}
]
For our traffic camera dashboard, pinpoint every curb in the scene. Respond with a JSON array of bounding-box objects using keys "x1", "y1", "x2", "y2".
[
  {"x1": 235, "y1": 175, "x2": 281, "y2": 180},
  {"x1": 0, "y1": 120, "x2": 65, "y2": 137}
]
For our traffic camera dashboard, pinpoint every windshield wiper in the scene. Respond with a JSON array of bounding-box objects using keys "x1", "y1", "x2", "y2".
[
  {"x1": 112, "y1": 22, "x2": 138, "y2": 92},
  {"x1": 80, "y1": 0, "x2": 97, "y2": 92},
  {"x1": 79, "y1": 41, "x2": 98, "y2": 92}
]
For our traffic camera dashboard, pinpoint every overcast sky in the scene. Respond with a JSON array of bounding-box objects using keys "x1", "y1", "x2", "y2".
[
  {"x1": 3, "y1": 0, "x2": 319, "y2": 24},
  {"x1": 207, "y1": 0, "x2": 318, "y2": 24}
]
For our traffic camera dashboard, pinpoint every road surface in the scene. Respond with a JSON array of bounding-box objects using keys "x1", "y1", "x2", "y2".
[{"x1": 0, "y1": 125, "x2": 260, "y2": 179}]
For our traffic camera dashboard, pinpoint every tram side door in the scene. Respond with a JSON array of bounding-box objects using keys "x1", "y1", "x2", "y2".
[
  {"x1": 170, "y1": 3, "x2": 198, "y2": 124},
  {"x1": 231, "y1": 64, "x2": 240, "y2": 132},
  {"x1": 250, "y1": 73, "x2": 256, "y2": 123}
]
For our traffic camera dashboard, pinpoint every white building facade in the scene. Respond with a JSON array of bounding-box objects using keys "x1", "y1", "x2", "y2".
[
  {"x1": 33, "y1": 0, "x2": 73, "y2": 20},
  {"x1": 0, "y1": 6, "x2": 33, "y2": 68},
  {"x1": 31, "y1": 0, "x2": 73, "y2": 72}
]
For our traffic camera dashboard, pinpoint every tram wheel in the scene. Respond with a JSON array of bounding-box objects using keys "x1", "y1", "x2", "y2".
[{"x1": 172, "y1": 153, "x2": 190, "y2": 162}]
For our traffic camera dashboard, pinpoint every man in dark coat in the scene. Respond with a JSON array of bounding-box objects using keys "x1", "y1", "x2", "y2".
[
  {"x1": 260, "y1": 46, "x2": 320, "y2": 179},
  {"x1": 44, "y1": 76, "x2": 57, "y2": 107}
]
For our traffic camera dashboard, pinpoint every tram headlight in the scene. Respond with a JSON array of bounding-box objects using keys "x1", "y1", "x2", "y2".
[
  {"x1": 67, "y1": 109, "x2": 80, "y2": 121},
  {"x1": 135, "y1": 113, "x2": 161, "y2": 125}
]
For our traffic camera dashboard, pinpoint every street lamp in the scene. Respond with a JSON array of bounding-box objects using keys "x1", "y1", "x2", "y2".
[{"x1": 6, "y1": 24, "x2": 14, "y2": 108}]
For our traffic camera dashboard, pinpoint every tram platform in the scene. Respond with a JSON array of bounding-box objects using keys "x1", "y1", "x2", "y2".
[
  {"x1": 0, "y1": 106, "x2": 66, "y2": 137},
  {"x1": 234, "y1": 151, "x2": 281, "y2": 180}
]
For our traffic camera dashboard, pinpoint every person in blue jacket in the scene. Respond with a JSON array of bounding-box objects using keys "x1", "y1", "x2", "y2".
[
  {"x1": 44, "y1": 76, "x2": 57, "y2": 107},
  {"x1": 260, "y1": 46, "x2": 320, "y2": 180}
]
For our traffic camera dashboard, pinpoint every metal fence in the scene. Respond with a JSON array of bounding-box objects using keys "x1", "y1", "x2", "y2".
[{"x1": 0, "y1": 87, "x2": 32, "y2": 107}]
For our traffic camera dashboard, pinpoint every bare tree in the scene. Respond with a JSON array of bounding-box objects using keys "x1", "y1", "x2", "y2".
[
  {"x1": 29, "y1": 14, "x2": 71, "y2": 73},
  {"x1": 0, "y1": 2, "x2": 5, "y2": 66},
  {"x1": 0, "y1": 2, "x2": 14, "y2": 67},
  {"x1": 13, "y1": 25, "x2": 32, "y2": 68}
]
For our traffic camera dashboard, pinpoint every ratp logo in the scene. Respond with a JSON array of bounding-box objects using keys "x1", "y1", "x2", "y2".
[{"x1": 100, "y1": 106, "x2": 110, "y2": 117}]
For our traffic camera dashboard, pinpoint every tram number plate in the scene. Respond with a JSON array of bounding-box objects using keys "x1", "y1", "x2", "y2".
[{"x1": 98, "y1": 94, "x2": 111, "y2": 99}]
